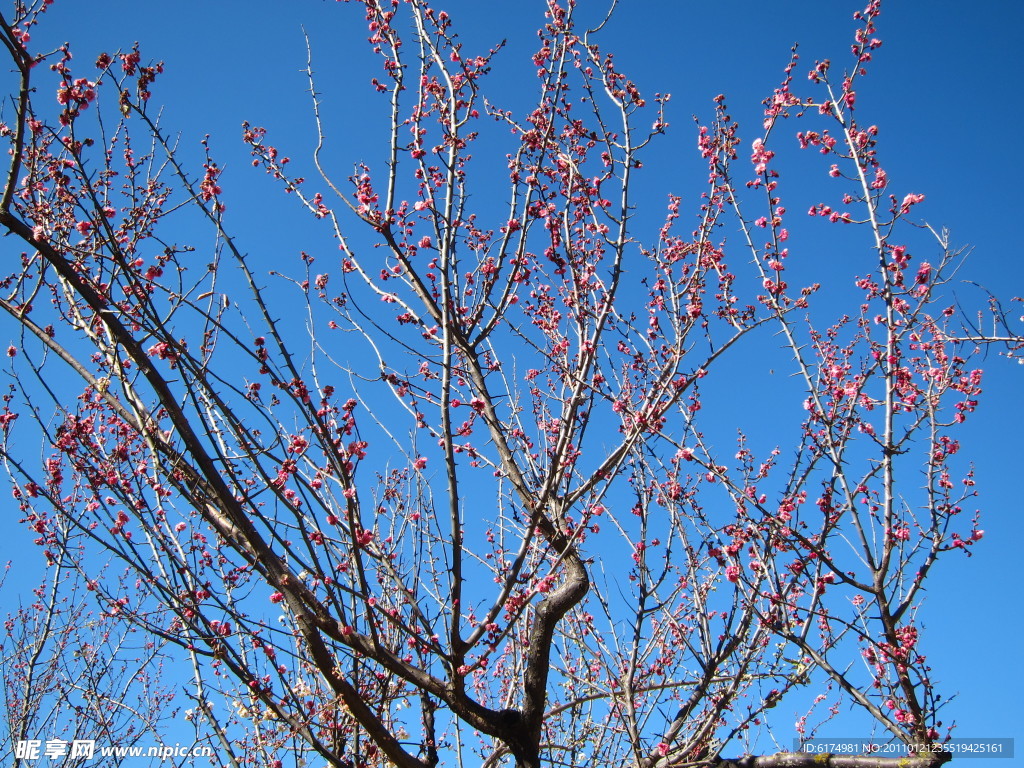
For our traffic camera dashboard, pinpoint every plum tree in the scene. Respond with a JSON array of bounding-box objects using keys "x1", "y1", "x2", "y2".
[{"x1": 0, "y1": 1, "x2": 988, "y2": 766}]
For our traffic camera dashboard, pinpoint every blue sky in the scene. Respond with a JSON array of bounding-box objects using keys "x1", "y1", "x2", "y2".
[{"x1": 5, "y1": 0, "x2": 1023, "y2": 762}]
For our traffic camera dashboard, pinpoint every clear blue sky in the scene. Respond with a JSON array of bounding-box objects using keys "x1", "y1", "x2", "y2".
[{"x1": 6, "y1": 0, "x2": 1022, "y2": 762}]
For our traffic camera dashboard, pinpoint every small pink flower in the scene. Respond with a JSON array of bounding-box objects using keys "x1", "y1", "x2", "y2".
[
  {"x1": 269, "y1": 591, "x2": 284, "y2": 603},
  {"x1": 750, "y1": 138, "x2": 775, "y2": 173},
  {"x1": 914, "y1": 262, "x2": 931, "y2": 285},
  {"x1": 413, "y1": 456, "x2": 428, "y2": 470},
  {"x1": 900, "y1": 193, "x2": 925, "y2": 213}
]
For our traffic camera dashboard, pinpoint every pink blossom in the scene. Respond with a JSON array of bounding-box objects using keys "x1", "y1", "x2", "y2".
[
  {"x1": 900, "y1": 193, "x2": 925, "y2": 213},
  {"x1": 356, "y1": 529, "x2": 374, "y2": 546},
  {"x1": 914, "y1": 262, "x2": 931, "y2": 284},
  {"x1": 413, "y1": 456, "x2": 428, "y2": 470},
  {"x1": 750, "y1": 138, "x2": 775, "y2": 173}
]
